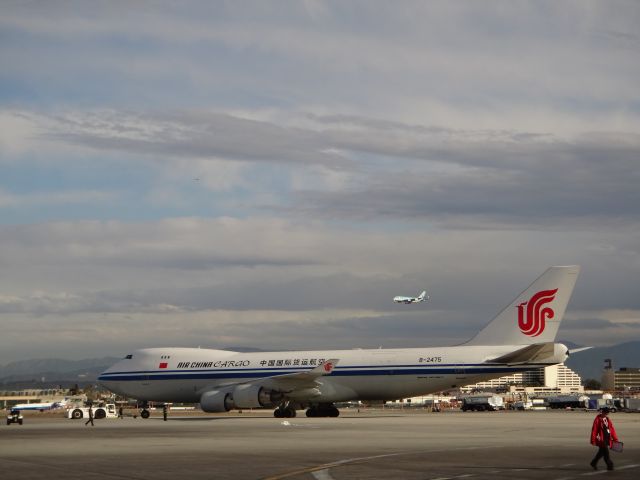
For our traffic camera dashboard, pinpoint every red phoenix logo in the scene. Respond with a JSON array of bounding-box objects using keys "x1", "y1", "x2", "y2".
[
  {"x1": 323, "y1": 362, "x2": 334, "y2": 373},
  {"x1": 517, "y1": 289, "x2": 558, "y2": 337}
]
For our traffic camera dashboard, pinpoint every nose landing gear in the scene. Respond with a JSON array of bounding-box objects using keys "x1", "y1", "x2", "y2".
[{"x1": 139, "y1": 401, "x2": 150, "y2": 419}]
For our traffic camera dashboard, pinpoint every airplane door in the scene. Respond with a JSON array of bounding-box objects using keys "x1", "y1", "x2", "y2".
[{"x1": 451, "y1": 365, "x2": 469, "y2": 389}]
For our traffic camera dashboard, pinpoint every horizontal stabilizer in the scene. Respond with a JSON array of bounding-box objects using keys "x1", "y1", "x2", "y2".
[
  {"x1": 568, "y1": 346, "x2": 592, "y2": 355},
  {"x1": 486, "y1": 343, "x2": 556, "y2": 365}
]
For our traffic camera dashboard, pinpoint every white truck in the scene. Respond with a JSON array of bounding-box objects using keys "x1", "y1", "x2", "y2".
[{"x1": 68, "y1": 404, "x2": 118, "y2": 420}]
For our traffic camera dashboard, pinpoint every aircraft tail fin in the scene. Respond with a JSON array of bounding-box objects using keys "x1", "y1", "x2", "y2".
[
  {"x1": 418, "y1": 291, "x2": 427, "y2": 302},
  {"x1": 464, "y1": 265, "x2": 580, "y2": 346}
]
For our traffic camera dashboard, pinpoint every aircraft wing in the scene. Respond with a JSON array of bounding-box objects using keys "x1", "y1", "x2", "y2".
[
  {"x1": 254, "y1": 358, "x2": 339, "y2": 391},
  {"x1": 216, "y1": 359, "x2": 339, "y2": 394}
]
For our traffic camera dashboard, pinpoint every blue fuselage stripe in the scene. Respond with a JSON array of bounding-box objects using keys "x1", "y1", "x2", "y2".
[{"x1": 98, "y1": 364, "x2": 549, "y2": 382}]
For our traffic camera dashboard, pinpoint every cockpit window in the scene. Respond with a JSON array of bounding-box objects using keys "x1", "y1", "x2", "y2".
[{"x1": 125, "y1": 354, "x2": 133, "y2": 359}]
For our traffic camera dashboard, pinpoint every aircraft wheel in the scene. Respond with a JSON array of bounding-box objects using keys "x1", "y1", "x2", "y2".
[
  {"x1": 72, "y1": 409, "x2": 83, "y2": 419},
  {"x1": 306, "y1": 408, "x2": 316, "y2": 417},
  {"x1": 329, "y1": 406, "x2": 340, "y2": 417},
  {"x1": 274, "y1": 408, "x2": 284, "y2": 418},
  {"x1": 6, "y1": 419, "x2": 10, "y2": 425},
  {"x1": 18, "y1": 419, "x2": 23, "y2": 425},
  {"x1": 140, "y1": 409, "x2": 150, "y2": 419},
  {"x1": 284, "y1": 406, "x2": 296, "y2": 418}
]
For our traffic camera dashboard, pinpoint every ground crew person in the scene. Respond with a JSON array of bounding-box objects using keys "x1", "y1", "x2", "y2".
[
  {"x1": 590, "y1": 407, "x2": 619, "y2": 470},
  {"x1": 84, "y1": 405, "x2": 94, "y2": 426},
  {"x1": 163, "y1": 404, "x2": 168, "y2": 421}
]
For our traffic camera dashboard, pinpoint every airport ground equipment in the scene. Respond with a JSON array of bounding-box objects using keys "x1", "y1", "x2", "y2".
[
  {"x1": 624, "y1": 398, "x2": 640, "y2": 411},
  {"x1": 586, "y1": 398, "x2": 617, "y2": 412},
  {"x1": 460, "y1": 395, "x2": 504, "y2": 411},
  {"x1": 546, "y1": 395, "x2": 589, "y2": 409},
  {"x1": 512, "y1": 400, "x2": 533, "y2": 410},
  {"x1": 6, "y1": 409, "x2": 23, "y2": 425},
  {"x1": 68, "y1": 404, "x2": 118, "y2": 420}
]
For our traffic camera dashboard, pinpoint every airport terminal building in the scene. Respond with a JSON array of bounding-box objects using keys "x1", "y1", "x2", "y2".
[
  {"x1": 602, "y1": 367, "x2": 640, "y2": 392},
  {"x1": 460, "y1": 364, "x2": 583, "y2": 394}
]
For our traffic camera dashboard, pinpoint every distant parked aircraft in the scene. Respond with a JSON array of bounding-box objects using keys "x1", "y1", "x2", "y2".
[
  {"x1": 393, "y1": 290, "x2": 428, "y2": 304},
  {"x1": 9, "y1": 401, "x2": 66, "y2": 412}
]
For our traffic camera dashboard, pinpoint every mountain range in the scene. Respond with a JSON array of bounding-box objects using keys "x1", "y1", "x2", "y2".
[{"x1": 564, "y1": 340, "x2": 640, "y2": 381}]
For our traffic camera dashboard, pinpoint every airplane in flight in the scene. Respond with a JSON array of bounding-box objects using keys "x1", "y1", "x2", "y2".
[
  {"x1": 394, "y1": 290, "x2": 428, "y2": 304},
  {"x1": 99, "y1": 266, "x2": 580, "y2": 419}
]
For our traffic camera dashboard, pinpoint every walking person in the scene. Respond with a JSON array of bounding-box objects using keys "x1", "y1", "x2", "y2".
[
  {"x1": 590, "y1": 407, "x2": 619, "y2": 470},
  {"x1": 118, "y1": 406, "x2": 124, "y2": 419},
  {"x1": 84, "y1": 405, "x2": 94, "y2": 426}
]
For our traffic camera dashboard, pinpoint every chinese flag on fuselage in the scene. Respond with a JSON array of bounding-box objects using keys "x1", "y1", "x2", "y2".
[{"x1": 159, "y1": 362, "x2": 168, "y2": 369}]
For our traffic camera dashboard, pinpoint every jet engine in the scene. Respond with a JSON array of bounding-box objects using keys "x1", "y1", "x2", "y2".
[
  {"x1": 232, "y1": 384, "x2": 283, "y2": 409},
  {"x1": 199, "y1": 390, "x2": 235, "y2": 413}
]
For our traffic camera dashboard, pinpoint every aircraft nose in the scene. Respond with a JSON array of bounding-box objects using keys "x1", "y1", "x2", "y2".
[{"x1": 97, "y1": 360, "x2": 127, "y2": 393}]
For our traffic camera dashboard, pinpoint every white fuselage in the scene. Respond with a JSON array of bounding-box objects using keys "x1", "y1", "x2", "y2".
[{"x1": 98, "y1": 344, "x2": 565, "y2": 404}]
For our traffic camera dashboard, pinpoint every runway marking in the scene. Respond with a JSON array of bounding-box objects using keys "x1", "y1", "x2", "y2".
[
  {"x1": 431, "y1": 475, "x2": 475, "y2": 480},
  {"x1": 580, "y1": 463, "x2": 639, "y2": 476},
  {"x1": 264, "y1": 449, "x2": 639, "y2": 480},
  {"x1": 262, "y1": 446, "x2": 492, "y2": 480},
  {"x1": 262, "y1": 452, "x2": 411, "y2": 480},
  {"x1": 311, "y1": 470, "x2": 334, "y2": 480}
]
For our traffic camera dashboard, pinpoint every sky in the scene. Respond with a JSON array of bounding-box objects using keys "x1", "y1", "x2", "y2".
[{"x1": 1, "y1": 1, "x2": 639, "y2": 364}]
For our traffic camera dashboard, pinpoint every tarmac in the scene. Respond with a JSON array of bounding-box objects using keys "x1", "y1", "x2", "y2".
[{"x1": 1, "y1": 409, "x2": 639, "y2": 480}]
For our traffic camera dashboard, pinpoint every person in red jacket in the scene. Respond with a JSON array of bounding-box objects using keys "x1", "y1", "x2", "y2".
[{"x1": 590, "y1": 407, "x2": 619, "y2": 470}]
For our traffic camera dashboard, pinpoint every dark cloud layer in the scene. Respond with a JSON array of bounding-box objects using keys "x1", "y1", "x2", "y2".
[{"x1": 28, "y1": 109, "x2": 640, "y2": 231}]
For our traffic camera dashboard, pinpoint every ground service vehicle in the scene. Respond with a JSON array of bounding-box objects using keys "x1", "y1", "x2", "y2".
[
  {"x1": 461, "y1": 395, "x2": 504, "y2": 411},
  {"x1": 547, "y1": 395, "x2": 588, "y2": 409},
  {"x1": 68, "y1": 404, "x2": 118, "y2": 419},
  {"x1": 512, "y1": 401, "x2": 533, "y2": 410},
  {"x1": 6, "y1": 409, "x2": 24, "y2": 425}
]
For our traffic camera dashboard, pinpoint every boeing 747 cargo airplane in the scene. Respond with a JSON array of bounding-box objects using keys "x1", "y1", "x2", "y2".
[
  {"x1": 394, "y1": 290, "x2": 428, "y2": 304},
  {"x1": 99, "y1": 266, "x2": 579, "y2": 418}
]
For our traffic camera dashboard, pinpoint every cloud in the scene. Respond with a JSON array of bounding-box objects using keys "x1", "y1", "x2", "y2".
[
  {"x1": 0, "y1": 188, "x2": 118, "y2": 209},
  {"x1": 11, "y1": 108, "x2": 640, "y2": 231},
  {"x1": 40, "y1": 110, "x2": 350, "y2": 169},
  {"x1": 1, "y1": 2, "x2": 640, "y2": 363}
]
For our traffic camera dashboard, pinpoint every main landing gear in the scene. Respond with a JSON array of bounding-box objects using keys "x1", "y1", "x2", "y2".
[
  {"x1": 273, "y1": 402, "x2": 297, "y2": 418},
  {"x1": 272, "y1": 401, "x2": 340, "y2": 418},
  {"x1": 305, "y1": 403, "x2": 339, "y2": 417}
]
